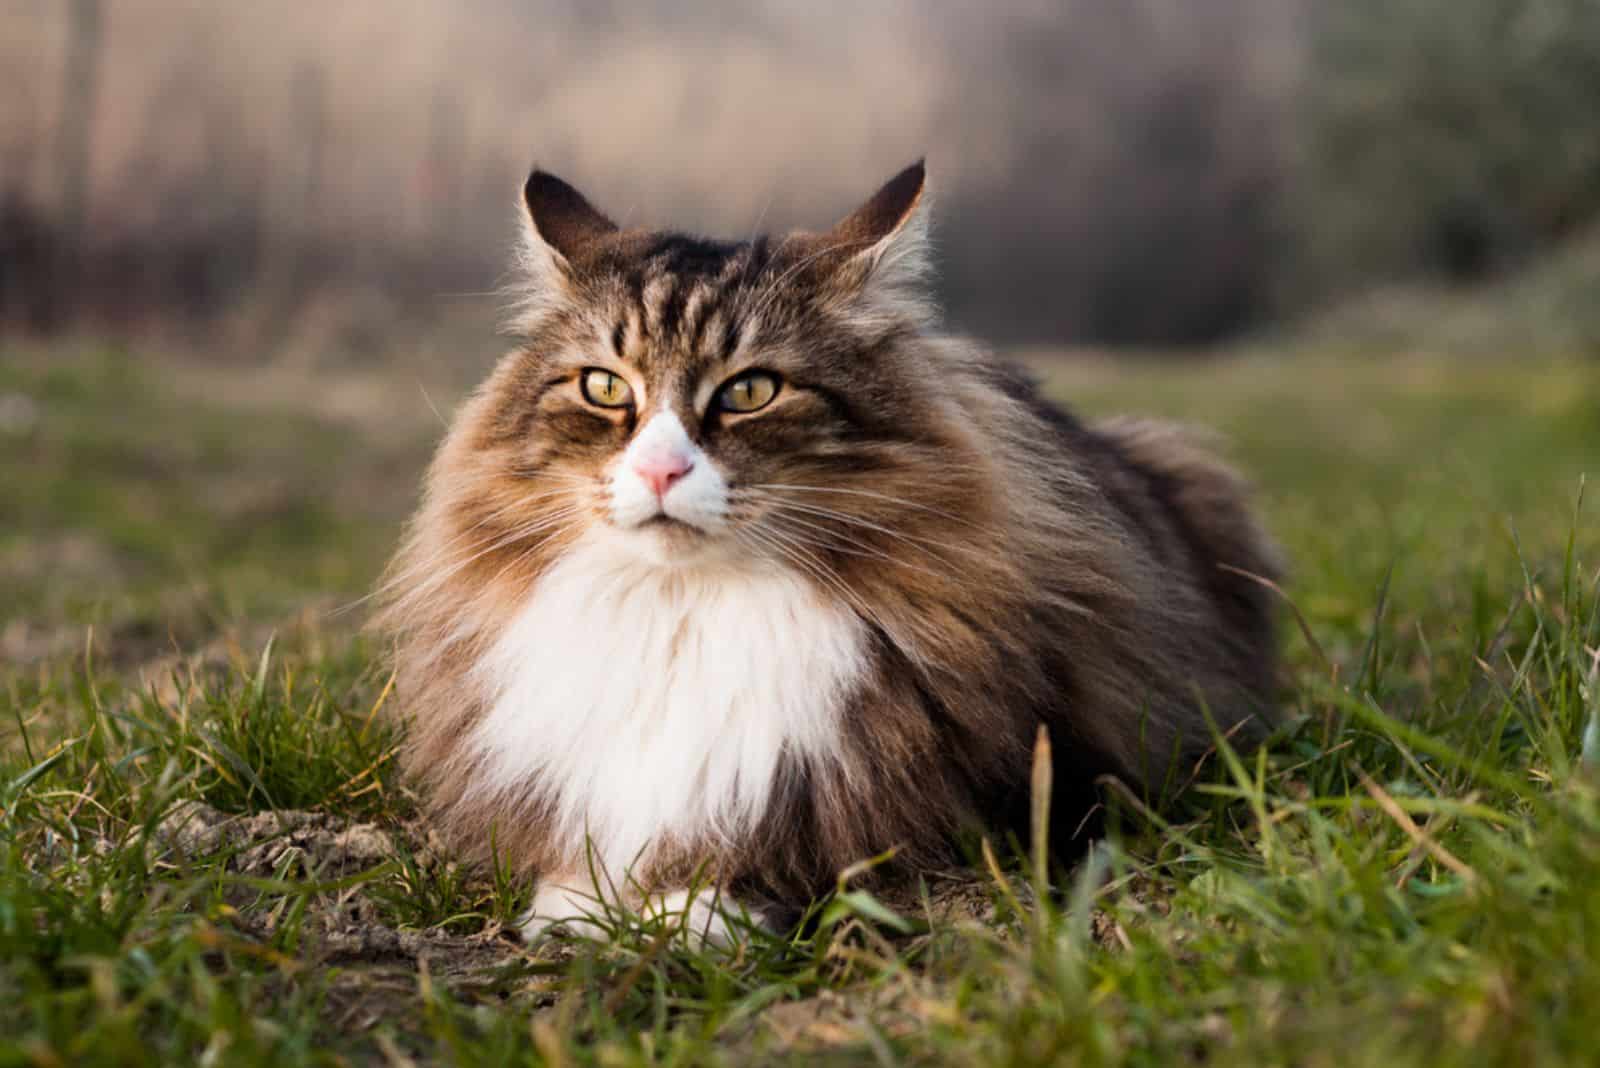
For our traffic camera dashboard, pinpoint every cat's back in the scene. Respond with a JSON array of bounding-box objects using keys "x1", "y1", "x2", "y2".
[{"x1": 956, "y1": 354, "x2": 1283, "y2": 748}]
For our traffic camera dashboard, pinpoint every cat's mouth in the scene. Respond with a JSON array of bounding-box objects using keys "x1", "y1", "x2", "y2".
[
  {"x1": 633, "y1": 513, "x2": 721, "y2": 543},
  {"x1": 615, "y1": 511, "x2": 734, "y2": 567},
  {"x1": 639, "y1": 514, "x2": 698, "y2": 531}
]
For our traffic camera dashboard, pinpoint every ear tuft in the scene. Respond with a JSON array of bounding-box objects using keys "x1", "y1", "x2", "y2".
[
  {"x1": 508, "y1": 169, "x2": 620, "y2": 332},
  {"x1": 830, "y1": 160, "x2": 926, "y2": 252},
  {"x1": 814, "y1": 160, "x2": 934, "y2": 320},
  {"x1": 522, "y1": 169, "x2": 618, "y2": 262}
]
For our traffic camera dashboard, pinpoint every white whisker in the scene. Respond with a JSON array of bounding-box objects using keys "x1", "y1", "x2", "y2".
[
  {"x1": 334, "y1": 491, "x2": 584, "y2": 617},
  {"x1": 757, "y1": 511, "x2": 944, "y2": 580},
  {"x1": 746, "y1": 495, "x2": 971, "y2": 561},
  {"x1": 752, "y1": 483, "x2": 978, "y2": 526},
  {"x1": 738, "y1": 525, "x2": 893, "y2": 639},
  {"x1": 380, "y1": 506, "x2": 586, "y2": 612}
]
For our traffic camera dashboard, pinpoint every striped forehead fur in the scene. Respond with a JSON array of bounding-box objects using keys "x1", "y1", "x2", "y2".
[{"x1": 378, "y1": 162, "x2": 1281, "y2": 941}]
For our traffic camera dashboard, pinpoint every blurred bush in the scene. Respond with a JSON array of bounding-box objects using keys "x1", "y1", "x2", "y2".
[{"x1": 1290, "y1": 0, "x2": 1600, "y2": 296}]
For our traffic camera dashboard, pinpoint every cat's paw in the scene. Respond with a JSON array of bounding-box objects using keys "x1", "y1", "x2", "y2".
[
  {"x1": 644, "y1": 888, "x2": 769, "y2": 948},
  {"x1": 519, "y1": 879, "x2": 781, "y2": 948},
  {"x1": 518, "y1": 881, "x2": 608, "y2": 943}
]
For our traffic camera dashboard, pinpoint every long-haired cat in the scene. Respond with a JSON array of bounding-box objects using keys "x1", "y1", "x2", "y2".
[{"x1": 377, "y1": 161, "x2": 1282, "y2": 942}]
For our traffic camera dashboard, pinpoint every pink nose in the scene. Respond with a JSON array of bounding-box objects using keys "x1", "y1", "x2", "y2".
[{"x1": 633, "y1": 452, "x2": 693, "y2": 499}]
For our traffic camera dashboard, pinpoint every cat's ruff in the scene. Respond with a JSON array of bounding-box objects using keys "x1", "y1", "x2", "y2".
[{"x1": 467, "y1": 528, "x2": 866, "y2": 917}]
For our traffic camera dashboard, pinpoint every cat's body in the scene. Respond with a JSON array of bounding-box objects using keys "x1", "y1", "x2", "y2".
[{"x1": 378, "y1": 162, "x2": 1281, "y2": 941}]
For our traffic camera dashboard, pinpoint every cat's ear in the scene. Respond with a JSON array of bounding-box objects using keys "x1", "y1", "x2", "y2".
[
  {"x1": 817, "y1": 160, "x2": 933, "y2": 316},
  {"x1": 514, "y1": 169, "x2": 618, "y2": 302}
]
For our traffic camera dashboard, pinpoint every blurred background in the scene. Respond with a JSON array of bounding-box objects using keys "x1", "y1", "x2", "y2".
[
  {"x1": 2, "y1": 0, "x2": 1598, "y2": 669},
  {"x1": 5, "y1": 0, "x2": 1600, "y2": 357}
]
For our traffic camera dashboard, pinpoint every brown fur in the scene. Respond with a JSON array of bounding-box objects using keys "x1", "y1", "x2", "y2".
[{"x1": 375, "y1": 161, "x2": 1282, "y2": 913}]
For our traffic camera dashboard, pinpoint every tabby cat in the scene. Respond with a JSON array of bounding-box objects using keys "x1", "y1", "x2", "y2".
[{"x1": 377, "y1": 161, "x2": 1281, "y2": 942}]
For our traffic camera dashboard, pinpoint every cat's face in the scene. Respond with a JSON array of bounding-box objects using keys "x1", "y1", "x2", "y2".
[
  {"x1": 492, "y1": 269, "x2": 900, "y2": 564},
  {"x1": 463, "y1": 163, "x2": 975, "y2": 571}
]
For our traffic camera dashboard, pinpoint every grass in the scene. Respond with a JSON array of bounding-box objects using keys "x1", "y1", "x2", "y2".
[{"x1": 2, "y1": 341, "x2": 1597, "y2": 1065}]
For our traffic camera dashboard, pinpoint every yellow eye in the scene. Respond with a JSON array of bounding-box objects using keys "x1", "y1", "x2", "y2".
[
  {"x1": 717, "y1": 371, "x2": 780, "y2": 413},
  {"x1": 580, "y1": 368, "x2": 634, "y2": 409}
]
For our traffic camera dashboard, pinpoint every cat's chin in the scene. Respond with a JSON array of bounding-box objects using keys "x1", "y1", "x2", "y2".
[{"x1": 605, "y1": 517, "x2": 743, "y2": 570}]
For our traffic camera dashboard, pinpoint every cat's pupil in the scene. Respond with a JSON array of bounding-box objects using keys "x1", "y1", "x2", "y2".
[
  {"x1": 720, "y1": 373, "x2": 775, "y2": 412},
  {"x1": 584, "y1": 369, "x2": 630, "y2": 407}
]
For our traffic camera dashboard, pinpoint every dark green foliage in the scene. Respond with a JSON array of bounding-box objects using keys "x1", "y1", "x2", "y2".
[{"x1": 1294, "y1": 0, "x2": 1600, "y2": 294}]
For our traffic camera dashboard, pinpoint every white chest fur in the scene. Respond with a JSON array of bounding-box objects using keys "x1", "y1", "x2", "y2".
[{"x1": 467, "y1": 532, "x2": 866, "y2": 878}]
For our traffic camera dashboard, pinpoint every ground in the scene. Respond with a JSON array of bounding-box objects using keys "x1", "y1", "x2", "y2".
[{"x1": 2, "y1": 340, "x2": 1597, "y2": 1066}]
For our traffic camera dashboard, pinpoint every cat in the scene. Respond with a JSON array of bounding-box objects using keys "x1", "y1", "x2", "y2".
[{"x1": 376, "y1": 161, "x2": 1282, "y2": 944}]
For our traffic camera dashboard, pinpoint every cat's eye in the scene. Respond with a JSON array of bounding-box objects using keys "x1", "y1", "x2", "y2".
[
  {"x1": 580, "y1": 368, "x2": 634, "y2": 409},
  {"x1": 717, "y1": 371, "x2": 780, "y2": 414}
]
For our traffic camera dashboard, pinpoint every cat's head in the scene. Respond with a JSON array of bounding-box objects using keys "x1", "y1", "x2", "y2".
[{"x1": 453, "y1": 161, "x2": 985, "y2": 573}]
